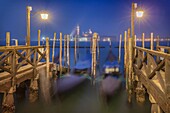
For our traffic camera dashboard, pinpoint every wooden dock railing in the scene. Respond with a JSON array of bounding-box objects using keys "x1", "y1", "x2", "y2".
[{"x1": 123, "y1": 30, "x2": 170, "y2": 113}]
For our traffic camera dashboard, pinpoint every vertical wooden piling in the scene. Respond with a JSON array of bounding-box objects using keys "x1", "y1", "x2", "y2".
[
  {"x1": 52, "y1": 32, "x2": 56, "y2": 63},
  {"x1": 151, "y1": 33, "x2": 154, "y2": 50},
  {"x1": 124, "y1": 31, "x2": 127, "y2": 70},
  {"x1": 156, "y1": 36, "x2": 160, "y2": 63},
  {"x1": 6, "y1": 32, "x2": 10, "y2": 46},
  {"x1": 142, "y1": 33, "x2": 145, "y2": 58},
  {"x1": 128, "y1": 37, "x2": 133, "y2": 102},
  {"x1": 74, "y1": 36, "x2": 77, "y2": 65},
  {"x1": 59, "y1": 33, "x2": 62, "y2": 76},
  {"x1": 134, "y1": 35, "x2": 137, "y2": 56},
  {"x1": 38, "y1": 30, "x2": 41, "y2": 59},
  {"x1": 6, "y1": 32, "x2": 11, "y2": 64},
  {"x1": 118, "y1": 34, "x2": 122, "y2": 63},
  {"x1": 91, "y1": 33, "x2": 97, "y2": 79},
  {"x1": 97, "y1": 36, "x2": 100, "y2": 64},
  {"x1": 127, "y1": 28, "x2": 133, "y2": 102},
  {"x1": 26, "y1": 6, "x2": 32, "y2": 46},
  {"x1": 67, "y1": 35, "x2": 70, "y2": 72},
  {"x1": 38, "y1": 30, "x2": 41, "y2": 46},
  {"x1": 64, "y1": 35, "x2": 67, "y2": 66},
  {"x1": 46, "y1": 37, "x2": 50, "y2": 78},
  {"x1": 126, "y1": 29, "x2": 131, "y2": 91}
]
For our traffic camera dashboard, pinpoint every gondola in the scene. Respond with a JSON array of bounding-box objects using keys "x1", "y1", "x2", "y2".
[
  {"x1": 100, "y1": 42, "x2": 122, "y2": 103},
  {"x1": 72, "y1": 50, "x2": 91, "y2": 74}
]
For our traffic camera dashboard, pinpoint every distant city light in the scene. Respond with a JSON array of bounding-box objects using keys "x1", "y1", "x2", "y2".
[{"x1": 42, "y1": 37, "x2": 45, "y2": 40}]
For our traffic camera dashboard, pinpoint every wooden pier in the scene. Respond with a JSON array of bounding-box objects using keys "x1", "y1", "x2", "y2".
[
  {"x1": 124, "y1": 30, "x2": 170, "y2": 113},
  {"x1": 0, "y1": 38, "x2": 56, "y2": 112}
]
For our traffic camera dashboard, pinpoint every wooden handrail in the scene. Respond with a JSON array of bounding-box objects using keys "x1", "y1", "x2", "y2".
[
  {"x1": 134, "y1": 46, "x2": 170, "y2": 59},
  {"x1": 0, "y1": 46, "x2": 45, "y2": 51}
]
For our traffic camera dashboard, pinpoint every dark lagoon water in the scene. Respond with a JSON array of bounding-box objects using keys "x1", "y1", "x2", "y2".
[{"x1": 1, "y1": 40, "x2": 169, "y2": 113}]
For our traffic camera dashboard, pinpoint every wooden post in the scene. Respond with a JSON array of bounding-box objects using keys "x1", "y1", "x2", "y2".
[
  {"x1": 128, "y1": 37, "x2": 133, "y2": 102},
  {"x1": 46, "y1": 37, "x2": 50, "y2": 78},
  {"x1": 134, "y1": 35, "x2": 137, "y2": 56},
  {"x1": 15, "y1": 39, "x2": 18, "y2": 64},
  {"x1": 6, "y1": 32, "x2": 11, "y2": 65},
  {"x1": 38, "y1": 30, "x2": 41, "y2": 46},
  {"x1": 118, "y1": 34, "x2": 122, "y2": 63},
  {"x1": 15, "y1": 40, "x2": 18, "y2": 46},
  {"x1": 142, "y1": 33, "x2": 145, "y2": 58},
  {"x1": 67, "y1": 35, "x2": 70, "y2": 72},
  {"x1": 64, "y1": 35, "x2": 67, "y2": 66},
  {"x1": 151, "y1": 33, "x2": 154, "y2": 50},
  {"x1": 30, "y1": 48, "x2": 38, "y2": 91},
  {"x1": 26, "y1": 6, "x2": 32, "y2": 46},
  {"x1": 126, "y1": 29, "x2": 130, "y2": 91},
  {"x1": 74, "y1": 35, "x2": 77, "y2": 65},
  {"x1": 91, "y1": 33, "x2": 97, "y2": 78},
  {"x1": 124, "y1": 31, "x2": 127, "y2": 70},
  {"x1": 38, "y1": 30, "x2": 41, "y2": 59},
  {"x1": 97, "y1": 36, "x2": 100, "y2": 65},
  {"x1": 6, "y1": 32, "x2": 10, "y2": 46},
  {"x1": 156, "y1": 36, "x2": 160, "y2": 63},
  {"x1": 52, "y1": 32, "x2": 56, "y2": 63},
  {"x1": 59, "y1": 33, "x2": 62, "y2": 76}
]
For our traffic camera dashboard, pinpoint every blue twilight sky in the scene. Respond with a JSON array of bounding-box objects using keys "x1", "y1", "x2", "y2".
[{"x1": 0, "y1": 0, "x2": 170, "y2": 41}]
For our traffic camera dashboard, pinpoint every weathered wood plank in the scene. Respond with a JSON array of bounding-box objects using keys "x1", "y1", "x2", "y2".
[
  {"x1": 135, "y1": 47, "x2": 170, "y2": 60},
  {"x1": 148, "y1": 59, "x2": 165, "y2": 79},
  {"x1": 134, "y1": 65, "x2": 169, "y2": 112},
  {"x1": 165, "y1": 59, "x2": 170, "y2": 98}
]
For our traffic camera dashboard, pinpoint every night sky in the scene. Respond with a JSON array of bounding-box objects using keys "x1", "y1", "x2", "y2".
[{"x1": 0, "y1": 0, "x2": 170, "y2": 41}]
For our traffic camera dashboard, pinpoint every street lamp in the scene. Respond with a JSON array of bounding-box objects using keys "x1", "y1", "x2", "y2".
[
  {"x1": 26, "y1": 6, "x2": 49, "y2": 46},
  {"x1": 136, "y1": 10, "x2": 144, "y2": 18},
  {"x1": 40, "y1": 13, "x2": 48, "y2": 20},
  {"x1": 131, "y1": 3, "x2": 144, "y2": 50}
]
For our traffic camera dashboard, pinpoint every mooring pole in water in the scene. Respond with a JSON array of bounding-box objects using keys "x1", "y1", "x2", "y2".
[
  {"x1": 97, "y1": 36, "x2": 100, "y2": 65},
  {"x1": 38, "y1": 30, "x2": 41, "y2": 59},
  {"x1": 74, "y1": 35, "x2": 77, "y2": 65},
  {"x1": 134, "y1": 35, "x2": 137, "y2": 56},
  {"x1": 59, "y1": 33, "x2": 62, "y2": 76},
  {"x1": 6, "y1": 32, "x2": 11, "y2": 64},
  {"x1": 46, "y1": 37, "x2": 50, "y2": 78},
  {"x1": 124, "y1": 31, "x2": 128, "y2": 90},
  {"x1": 91, "y1": 33, "x2": 97, "y2": 79},
  {"x1": 52, "y1": 32, "x2": 56, "y2": 63},
  {"x1": 118, "y1": 34, "x2": 122, "y2": 64},
  {"x1": 156, "y1": 35, "x2": 160, "y2": 63},
  {"x1": 30, "y1": 43, "x2": 38, "y2": 98},
  {"x1": 6, "y1": 32, "x2": 10, "y2": 46},
  {"x1": 64, "y1": 35, "x2": 67, "y2": 66},
  {"x1": 142, "y1": 33, "x2": 145, "y2": 58},
  {"x1": 67, "y1": 35, "x2": 70, "y2": 72},
  {"x1": 151, "y1": 33, "x2": 154, "y2": 50},
  {"x1": 38, "y1": 30, "x2": 41, "y2": 46},
  {"x1": 127, "y1": 28, "x2": 133, "y2": 102}
]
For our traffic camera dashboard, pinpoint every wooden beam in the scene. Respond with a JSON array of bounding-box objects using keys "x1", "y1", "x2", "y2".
[
  {"x1": 135, "y1": 46, "x2": 170, "y2": 60},
  {"x1": 165, "y1": 59, "x2": 170, "y2": 98},
  {"x1": 16, "y1": 50, "x2": 34, "y2": 66},
  {"x1": 0, "y1": 51, "x2": 13, "y2": 66},
  {"x1": 148, "y1": 59, "x2": 165, "y2": 79}
]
